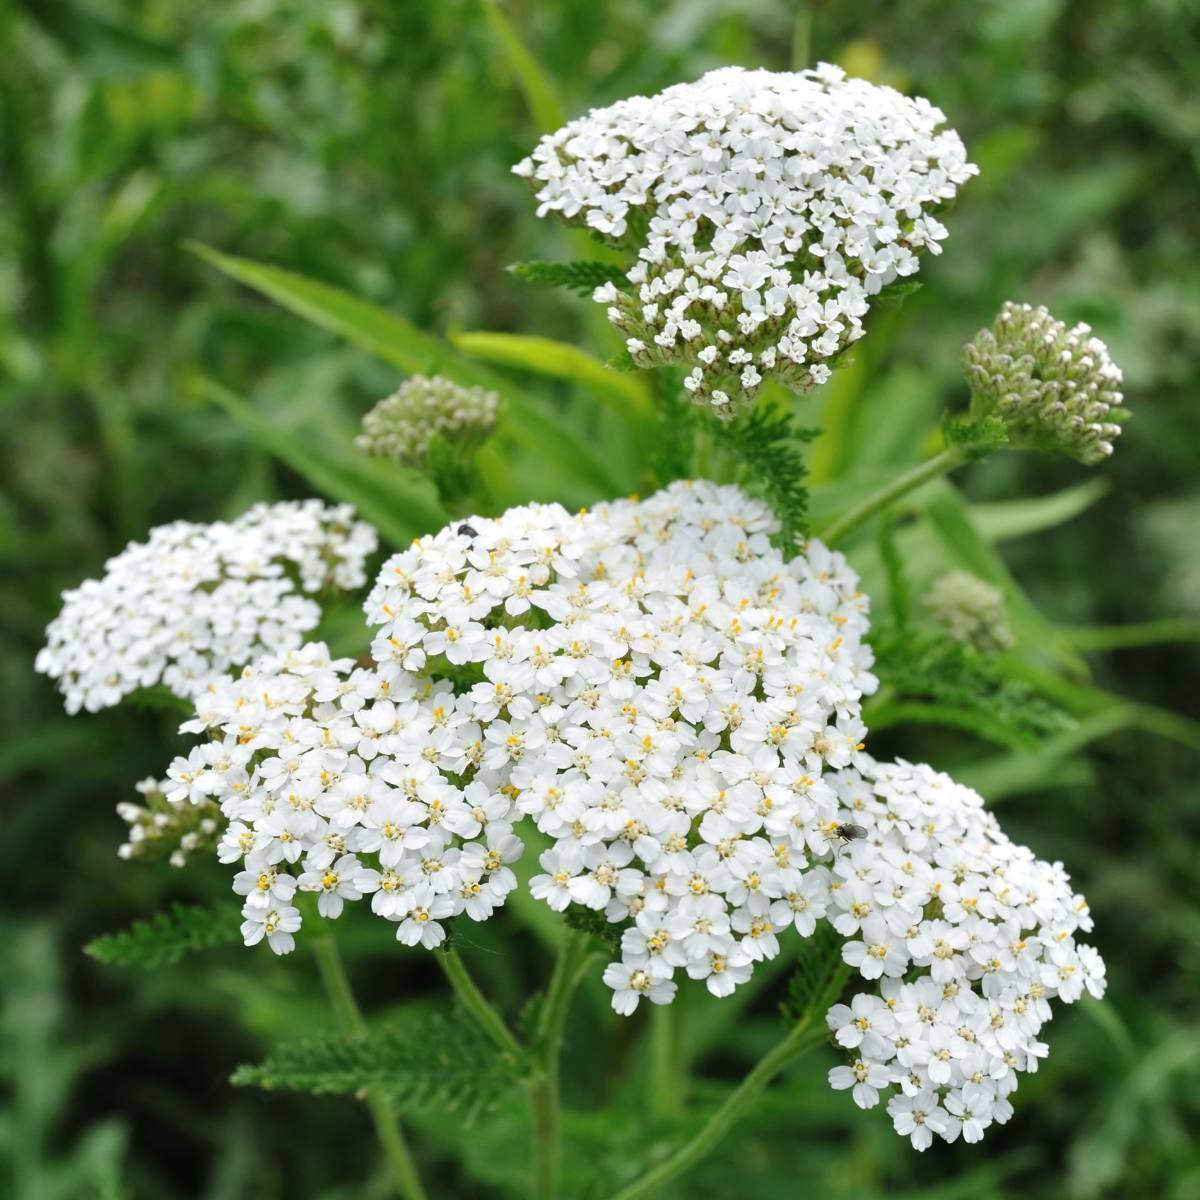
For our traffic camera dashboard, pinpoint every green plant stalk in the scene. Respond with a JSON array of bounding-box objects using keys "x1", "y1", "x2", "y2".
[
  {"x1": 529, "y1": 930, "x2": 593, "y2": 1200},
  {"x1": 436, "y1": 947, "x2": 523, "y2": 1057},
  {"x1": 820, "y1": 446, "x2": 964, "y2": 546},
  {"x1": 648, "y1": 1004, "x2": 682, "y2": 1118},
  {"x1": 605, "y1": 1018, "x2": 827, "y2": 1200},
  {"x1": 308, "y1": 932, "x2": 427, "y2": 1200}
]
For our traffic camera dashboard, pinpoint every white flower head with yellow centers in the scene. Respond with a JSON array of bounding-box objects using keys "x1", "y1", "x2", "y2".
[{"x1": 37, "y1": 500, "x2": 377, "y2": 713}]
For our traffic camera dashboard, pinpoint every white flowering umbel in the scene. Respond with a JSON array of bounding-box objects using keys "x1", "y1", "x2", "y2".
[
  {"x1": 357, "y1": 374, "x2": 499, "y2": 469},
  {"x1": 823, "y1": 758, "x2": 1105, "y2": 1148},
  {"x1": 962, "y1": 302, "x2": 1126, "y2": 464},
  {"x1": 923, "y1": 570, "x2": 1013, "y2": 652},
  {"x1": 160, "y1": 482, "x2": 878, "y2": 974},
  {"x1": 37, "y1": 501, "x2": 377, "y2": 713},
  {"x1": 514, "y1": 64, "x2": 976, "y2": 415}
]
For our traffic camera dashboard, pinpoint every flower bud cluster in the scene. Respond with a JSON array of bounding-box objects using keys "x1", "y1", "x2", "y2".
[
  {"x1": 962, "y1": 302, "x2": 1125, "y2": 464},
  {"x1": 36, "y1": 501, "x2": 377, "y2": 713},
  {"x1": 117, "y1": 777, "x2": 221, "y2": 867},
  {"x1": 515, "y1": 64, "x2": 975, "y2": 414},
  {"x1": 357, "y1": 374, "x2": 499, "y2": 468},
  {"x1": 824, "y1": 758, "x2": 1104, "y2": 1148},
  {"x1": 923, "y1": 570, "x2": 1013, "y2": 652}
]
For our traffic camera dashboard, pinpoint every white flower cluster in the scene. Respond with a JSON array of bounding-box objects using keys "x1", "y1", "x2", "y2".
[
  {"x1": 161, "y1": 482, "x2": 878, "y2": 981},
  {"x1": 37, "y1": 501, "x2": 377, "y2": 713},
  {"x1": 515, "y1": 64, "x2": 976, "y2": 414},
  {"x1": 823, "y1": 757, "x2": 1105, "y2": 1148}
]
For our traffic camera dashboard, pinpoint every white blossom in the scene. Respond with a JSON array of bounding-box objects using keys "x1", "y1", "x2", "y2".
[
  {"x1": 37, "y1": 501, "x2": 377, "y2": 713},
  {"x1": 823, "y1": 756, "x2": 1105, "y2": 1148},
  {"x1": 515, "y1": 65, "x2": 976, "y2": 414},
  {"x1": 157, "y1": 482, "x2": 876, "y2": 981}
]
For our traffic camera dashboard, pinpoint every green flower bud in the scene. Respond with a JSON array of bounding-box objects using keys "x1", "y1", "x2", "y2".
[
  {"x1": 357, "y1": 375, "x2": 499, "y2": 469},
  {"x1": 962, "y1": 302, "x2": 1126, "y2": 465},
  {"x1": 118, "y1": 778, "x2": 222, "y2": 867},
  {"x1": 923, "y1": 570, "x2": 1013, "y2": 653}
]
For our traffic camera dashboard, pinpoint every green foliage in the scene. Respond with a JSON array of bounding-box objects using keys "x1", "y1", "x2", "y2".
[
  {"x1": 563, "y1": 903, "x2": 622, "y2": 951},
  {"x1": 6, "y1": 2, "x2": 1200, "y2": 1196},
  {"x1": 870, "y1": 627, "x2": 1075, "y2": 749},
  {"x1": 712, "y1": 402, "x2": 817, "y2": 548},
  {"x1": 231, "y1": 1009, "x2": 520, "y2": 1122},
  {"x1": 508, "y1": 259, "x2": 630, "y2": 296},
  {"x1": 85, "y1": 902, "x2": 242, "y2": 969},
  {"x1": 784, "y1": 925, "x2": 850, "y2": 1026}
]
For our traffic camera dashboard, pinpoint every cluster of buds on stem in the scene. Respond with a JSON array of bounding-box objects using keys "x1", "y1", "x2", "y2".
[
  {"x1": 923, "y1": 570, "x2": 1013, "y2": 652},
  {"x1": 118, "y1": 777, "x2": 221, "y2": 867},
  {"x1": 357, "y1": 374, "x2": 499, "y2": 470},
  {"x1": 961, "y1": 302, "x2": 1126, "y2": 464}
]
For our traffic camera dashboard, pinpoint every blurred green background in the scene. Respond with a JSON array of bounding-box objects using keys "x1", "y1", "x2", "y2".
[{"x1": 3, "y1": 1, "x2": 1199, "y2": 1197}]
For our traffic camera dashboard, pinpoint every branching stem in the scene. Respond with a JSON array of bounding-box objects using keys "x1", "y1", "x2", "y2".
[
  {"x1": 820, "y1": 446, "x2": 964, "y2": 546},
  {"x1": 308, "y1": 932, "x2": 427, "y2": 1200},
  {"x1": 529, "y1": 931, "x2": 594, "y2": 1200},
  {"x1": 604, "y1": 1018, "x2": 826, "y2": 1200},
  {"x1": 437, "y1": 946, "x2": 523, "y2": 1058}
]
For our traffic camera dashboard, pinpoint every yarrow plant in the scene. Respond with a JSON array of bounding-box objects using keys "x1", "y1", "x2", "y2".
[{"x1": 51, "y1": 55, "x2": 1138, "y2": 1200}]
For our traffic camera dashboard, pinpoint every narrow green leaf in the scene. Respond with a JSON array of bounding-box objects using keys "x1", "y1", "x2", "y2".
[
  {"x1": 186, "y1": 242, "x2": 623, "y2": 496},
  {"x1": 1062, "y1": 618, "x2": 1200, "y2": 651},
  {"x1": 86, "y1": 902, "x2": 242, "y2": 968},
  {"x1": 480, "y1": 0, "x2": 566, "y2": 132},
  {"x1": 192, "y1": 377, "x2": 444, "y2": 545},
  {"x1": 969, "y1": 479, "x2": 1109, "y2": 544},
  {"x1": 508, "y1": 259, "x2": 629, "y2": 296},
  {"x1": 452, "y1": 329, "x2": 650, "y2": 416}
]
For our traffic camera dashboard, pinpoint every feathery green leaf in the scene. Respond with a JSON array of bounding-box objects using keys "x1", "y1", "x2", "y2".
[
  {"x1": 86, "y1": 902, "x2": 242, "y2": 968},
  {"x1": 507, "y1": 258, "x2": 630, "y2": 296},
  {"x1": 231, "y1": 1009, "x2": 520, "y2": 1121}
]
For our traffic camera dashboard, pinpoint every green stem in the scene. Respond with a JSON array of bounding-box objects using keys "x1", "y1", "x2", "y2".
[
  {"x1": 437, "y1": 947, "x2": 523, "y2": 1057},
  {"x1": 604, "y1": 1019, "x2": 826, "y2": 1200},
  {"x1": 529, "y1": 930, "x2": 593, "y2": 1200},
  {"x1": 820, "y1": 446, "x2": 964, "y2": 546},
  {"x1": 308, "y1": 934, "x2": 427, "y2": 1200},
  {"x1": 648, "y1": 1003, "x2": 682, "y2": 1118}
]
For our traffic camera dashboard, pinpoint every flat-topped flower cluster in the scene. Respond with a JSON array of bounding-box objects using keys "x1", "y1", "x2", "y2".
[
  {"x1": 37, "y1": 501, "x2": 377, "y2": 714},
  {"x1": 515, "y1": 63, "x2": 976, "y2": 413},
  {"x1": 824, "y1": 758, "x2": 1104, "y2": 1147},
  {"x1": 162, "y1": 482, "x2": 877, "y2": 972},
  {"x1": 47, "y1": 482, "x2": 1105, "y2": 1149}
]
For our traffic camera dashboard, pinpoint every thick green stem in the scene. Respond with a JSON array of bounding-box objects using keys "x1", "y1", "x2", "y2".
[
  {"x1": 528, "y1": 930, "x2": 593, "y2": 1200},
  {"x1": 308, "y1": 933, "x2": 427, "y2": 1200},
  {"x1": 648, "y1": 1003, "x2": 682, "y2": 1118},
  {"x1": 604, "y1": 1019, "x2": 826, "y2": 1200},
  {"x1": 820, "y1": 446, "x2": 964, "y2": 546},
  {"x1": 437, "y1": 947, "x2": 523, "y2": 1057}
]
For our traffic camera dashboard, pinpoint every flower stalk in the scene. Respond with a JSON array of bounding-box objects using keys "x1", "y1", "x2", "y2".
[
  {"x1": 820, "y1": 445, "x2": 964, "y2": 546},
  {"x1": 308, "y1": 929, "x2": 427, "y2": 1200},
  {"x1": 529, "y1": 930, "x2": 594, "y2": 1200},
  {"x1": 606, "y1": 1017, "x2": 827, "y2": 1200}
]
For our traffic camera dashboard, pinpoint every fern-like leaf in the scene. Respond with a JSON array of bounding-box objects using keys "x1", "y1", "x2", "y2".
[
  {"x1": 507, "y1": 259, "x2": 629, "y2": 296},
  {"x1": 710, "y1": 403, "x2": 817, "y2": 548},
  {"x1": 232, "y1": 1010, "x2": 519, "y2": 1121},
  {"x1": 784, "y1": 924, "x2": 850, "y2": 1026},
  {"x1": 86, "y1": 901, "x2": 242, "y2": 968},
  {"x1": 870, "y1": 627, "x2": 1074, "y2": 748}
]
